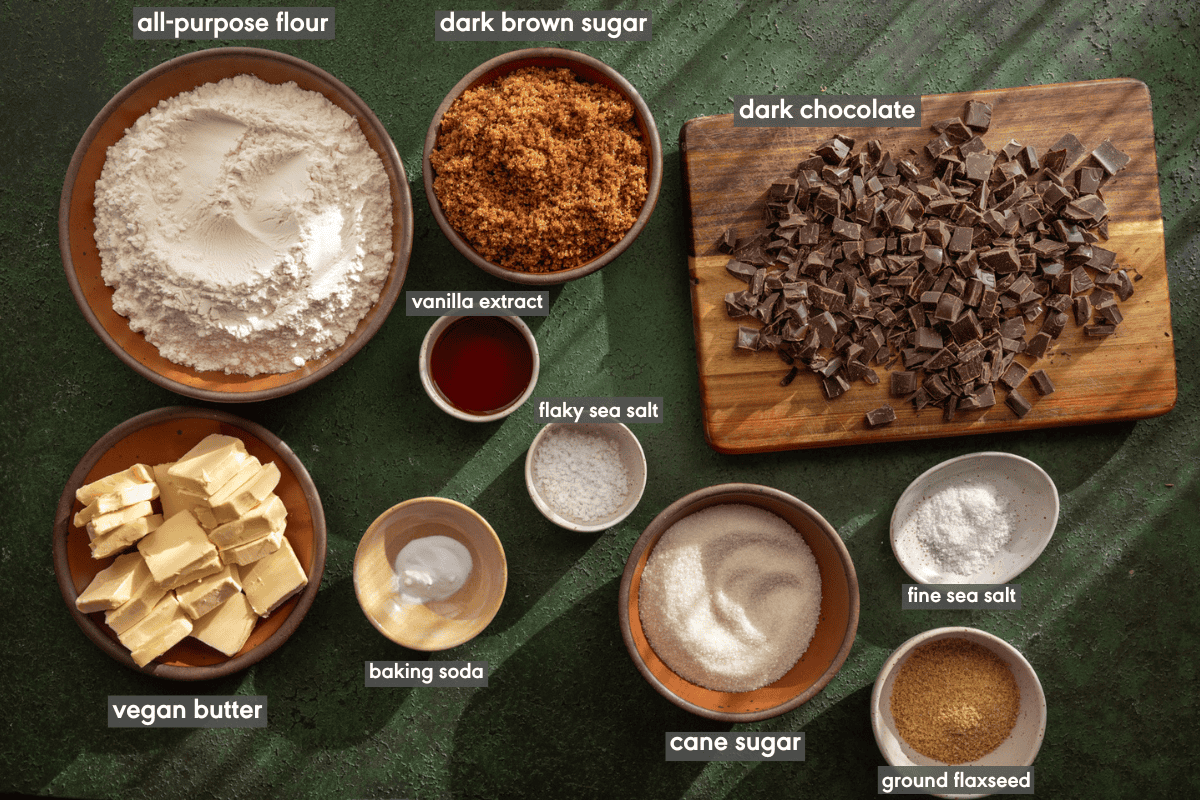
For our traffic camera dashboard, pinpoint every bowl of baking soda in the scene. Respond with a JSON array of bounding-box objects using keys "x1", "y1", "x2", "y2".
[
  {"x1": 619, "y1": 483, "x2": 859, "y2": 722},
  {"x1": 354, "y1": 498, "x2": 506, "y2": 651},
  {"x1": 61, "y1": 47, "x2": 413, "y2": 401},
  {"x1": 525, "y1": 423, "x2": 647, "y2": 532}
]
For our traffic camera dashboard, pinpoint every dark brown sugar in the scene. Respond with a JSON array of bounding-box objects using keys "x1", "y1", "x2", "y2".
[
  {"x1": 431, "y1": 66, "x2": 649, "y2": 273},
  {"x1": 890, "y1": 637, "x2": 1021, "y2": 764}
]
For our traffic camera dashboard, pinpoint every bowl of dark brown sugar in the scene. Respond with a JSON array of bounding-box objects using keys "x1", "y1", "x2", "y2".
[{"x1": 423, "y1": 48, "x2": 663, "y2": 285}]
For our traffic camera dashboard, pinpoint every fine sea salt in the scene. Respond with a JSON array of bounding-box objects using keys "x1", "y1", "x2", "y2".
[
  {"x1": 532, "y1": 427, "x2": 630, "y2": 523},
  {"x1": 895, "y1": 481, "x2": 1017, "y2": 580}
]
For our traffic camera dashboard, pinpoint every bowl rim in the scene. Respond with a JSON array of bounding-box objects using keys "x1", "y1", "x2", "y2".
[
  {"x1": 52, "y1": 405, "x2": 327, "y2": 680},
  {"x1": 422, "y1": 46, "x2": 663, "y2": 285},
  {"x1": 869, "y1": 625, "x2": 1047, "y2": 794},
  {"x1": 524, "y1": 421, "x2": 648, "y2": 532},
  {"x1": 618, "y1": 482, "x2": 860, "y2": 722},
  {"x1": 889, "y1": 451, "x2": 1060, "y2": 585},
  {"x1": 417, "y1": 315, "x2": 541, "y2": 422},
  {"x1": 352, "y1": 496, "x2": 508, "y2": 651},
  {"x1": 59, "y1": 46, "x2": 414, "y2": 402}
]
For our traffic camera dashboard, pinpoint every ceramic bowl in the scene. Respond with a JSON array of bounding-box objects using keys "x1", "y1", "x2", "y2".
[
  {"x1": 52, "y1": 407, "x2": 327, "y2": 680},
  {"x1": 891, "y1": 452, "x2": 1059, "y2": 584},
  {"x1": 619, "y1": 483, "x2": 859, "y2": 722},
  {"x1": 60, "y1": 47, "x2": 413, "y2": 402},
  {"x1": 423, "y1": 47, "x2": 663, "y2": 285},
  {"x1": 354, "y1": 498, "x2": 507, "y2": 651},
  {"x1": 871, "y1": 627, "x2": 1047, "y2": 799},
  {"x1": 418, "y1": 315, "x2": 540, "y2": 422},
  {"x1": 525, "y1": 422, "x2": 648, "y2": 532}
]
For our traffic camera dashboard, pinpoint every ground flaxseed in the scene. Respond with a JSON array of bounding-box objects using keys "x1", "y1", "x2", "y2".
[
  {"x1": 431, "y1": 66, "x2": 648, "y2": 273},
  {"x1": 889, "y1": 637, "x2": 1021, "y2": 764}
]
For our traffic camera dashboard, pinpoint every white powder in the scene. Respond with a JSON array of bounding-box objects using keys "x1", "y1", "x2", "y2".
[
  {"x1": 895, "y1": 481, "x2": 1017, "y2": 580},
  {"x1": 532, "y1": 427, "x2": 630, "y2": 523},
  {"x1": 638, "y1": 504, "x2": 822, "y2": 693},
  {"x1": 93, "y1": 74, "x2": 393, "y2": 376}
]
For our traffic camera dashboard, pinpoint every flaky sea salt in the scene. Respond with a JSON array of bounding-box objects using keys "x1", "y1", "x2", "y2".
[{"x1": 532, "y1": 427, "x2": 630, "y2": 523}]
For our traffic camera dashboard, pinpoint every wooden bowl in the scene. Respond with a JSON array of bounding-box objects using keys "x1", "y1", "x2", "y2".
[
  {"x1": 59, "y1": 47, "x2": 413, "y2": 402},
  {"x1": 52, "y1": 407, "x2": 327, "y2": 680},
  {"x1": 871, "y1": 627, "x2": 1047, "y2": 798},
  {"x1": 354, "y1": 498, "x2": 506, "y2": 651},
  {"x1": 619, "y1": 483, "x2": 859, "y2": 722},
  {"x1": 423, "y1": 47, "x2": 663, "y2": 285}
]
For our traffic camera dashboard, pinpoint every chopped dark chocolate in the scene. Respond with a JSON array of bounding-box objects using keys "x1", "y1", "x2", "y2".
[
  {"x1": 1029, "y1": 369, "x2": 1055, "y2": 396},
  {"x1": 865, "y1": 405, "x2": 897, "y2": 428},
  {"x1": 1005, "y1": 389, "x2": 1032, "y2": 418},
  {"x1": 1091, "y1": 139, "x2": 1130, "y2": 176},
  {"x1": 963, "y1": 100, "x2": 992, "y2": 132}
]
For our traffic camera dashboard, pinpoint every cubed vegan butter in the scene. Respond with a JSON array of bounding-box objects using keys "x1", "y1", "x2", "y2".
[
  {"x1": 85, "y1": 500, "x2": 154, "y2": 538},
  {"x1": 130, "y1": 616, "x2": 192, "y2": 668},
  {"x1": 209, "y1": 494, "x2": 288, "y2": 548},
  {"x1": 76, "y1": 463, "x2": 153, "y2": 505},
  {"x1": 75, "y1": 551, "x2": 144, "y2": 613},
  {"x1": 176, "y1": 565, "x2": 242, "y2": 620},
  {"x1": 241, "y1": 536, "x2": 308, "y2": 617},
  {"x1": 89, "y1": 513, "x2": 163, "y2": 560},
  {"x1": 190, "y1": 591, "x2": 257, "y2": 657},
  {"x1": 207, "y1": 461, "x2": 280, "y2": 526},
  {"x1": 219, "y1": 524, "x2": 286, "y2": 566},
  {"x1": 137, "y1": 510, "x2": 218, "y2": 585},
  {"x1": 167, "y1": 434, "x2": 249, "y2": 496}
]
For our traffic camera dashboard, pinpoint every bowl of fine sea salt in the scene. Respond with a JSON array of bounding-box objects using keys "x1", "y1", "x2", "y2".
[
  {"x1": 890, "y1": 452, "x2": 1059, "y2": 585},
  {"x1": 525, "y1": 423, "x2": 647, "y2": 532}
]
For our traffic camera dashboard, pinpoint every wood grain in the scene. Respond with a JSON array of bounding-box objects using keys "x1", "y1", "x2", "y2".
[{"x1": 680, "y1": 79, "x2": 1175, "y2": 453}]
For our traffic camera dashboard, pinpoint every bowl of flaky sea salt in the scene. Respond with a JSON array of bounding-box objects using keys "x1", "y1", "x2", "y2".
[
  {"x1": 60, "y1": 47, "x2": 413, "y2": 402},
  {"x1": 890, "y1": 452, "x2": 1060, "y2": 585}
]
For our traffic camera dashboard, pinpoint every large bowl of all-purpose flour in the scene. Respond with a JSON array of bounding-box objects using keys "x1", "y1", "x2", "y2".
[{"x1": 61, "y1": 48, "x2": 413, "y2": 401}]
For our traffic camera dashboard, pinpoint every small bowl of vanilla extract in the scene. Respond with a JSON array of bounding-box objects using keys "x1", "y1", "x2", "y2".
[{"x1": 419, "y1": 315, "x2": 540, "y2": 422}]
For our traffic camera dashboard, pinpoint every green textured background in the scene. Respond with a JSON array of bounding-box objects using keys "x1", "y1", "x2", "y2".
[{"x1": 2, "y1": 1, "x2": 1197, "y2": 798}]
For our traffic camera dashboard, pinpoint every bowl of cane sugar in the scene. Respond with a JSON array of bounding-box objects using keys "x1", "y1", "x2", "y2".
[
  {"x1": 60, "y1": 48, "x2": 413, "y2": 402},
  {"x1": 525, "y1": 423, "x2": 647, "y2": 532},
  {"x1": 891, "y1": 453, "x2": 1059, "y2": 585},
  {"x1": 353, "y1": 497, "x2": 507, "y2": 651},
  {"x1": 619, "y1": 483, "x2": 859, "y2": 722},
  {"x1": 872, "y1": 627, "x2": 1046, "y2": 798},
  {"x1": 424, "y1": 47, "x2": 663, "y2": 284}
]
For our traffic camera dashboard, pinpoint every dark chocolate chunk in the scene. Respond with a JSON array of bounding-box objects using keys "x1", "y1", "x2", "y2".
[
  {"x1": 963, "y1": 100, "x2": 992, "y2": 131},
  {"x1": 1029, "y1": 369, "x2": 1055, "y2": 396},
  {"x1": 1091, "y1": 139, "x2": 1130, "y2": 175},
  {"x1": 891, "y1": 370, "x2": 918, "y2": 396},
  {"x1": 1049, "y1": 133, "x2": 1086, "y2": 171},
  {"x1": 865, "y1": 405, "x2": 897, "y2": 428},
  {"x1": 780, "y1": 366, "x2": 799, "y2": 387},
  {"x1": 1005, "y1": 389, "x2": 1032, "y2": 418},
  {"x1": 999, "y1": 361, "x2": 1028, "y2": 391}
]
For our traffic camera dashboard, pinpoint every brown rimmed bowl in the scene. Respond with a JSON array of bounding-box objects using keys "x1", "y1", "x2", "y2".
[
  {"x1": 423, "y1": 47, "x2": 663, "y2": 285},
  {"x1": 52, "y1": 406, "x2": 326, "y2": 680},
  {"x1": 59, "y1": 47, "x2": 413, "y2": 402},
  {"x1": 619, "y1": 483, "x2": 859, "y2": 722}
]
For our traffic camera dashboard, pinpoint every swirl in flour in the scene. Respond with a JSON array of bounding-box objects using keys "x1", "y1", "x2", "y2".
[{"x1": 93, "y1": 75, "x2": 393, "y2": 376}]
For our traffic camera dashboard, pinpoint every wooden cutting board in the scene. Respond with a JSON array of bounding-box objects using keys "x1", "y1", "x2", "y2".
[{"x1": 680, "y1": 78, "x2": 1175, "y2": 453}]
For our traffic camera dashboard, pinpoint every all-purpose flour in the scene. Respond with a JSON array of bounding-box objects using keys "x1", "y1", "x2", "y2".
[{"x1": 94, "y1": 74, "x2": 393, "y2": 376}]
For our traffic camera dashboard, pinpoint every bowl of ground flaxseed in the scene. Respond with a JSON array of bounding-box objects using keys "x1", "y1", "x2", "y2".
[
  {"x1": 871, "y1": 627, "x2": 1046, "y2": 798},
  {"x1": 424, "y1": 48, "x2": 662, "y2": 284}
]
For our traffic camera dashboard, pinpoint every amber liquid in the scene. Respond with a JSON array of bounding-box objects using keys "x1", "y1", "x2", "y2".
[{"x1": 430, "y1": 317, "x2": 534, "y2": 415}]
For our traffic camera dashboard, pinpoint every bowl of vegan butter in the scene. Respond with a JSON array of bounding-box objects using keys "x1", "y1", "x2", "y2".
[
  {"x1": 52, "y1": 406, "x2": 326, "y2": 679},
  {"x1": 354, "y1": 497, "x2": 507, "y2": 651},
  {"x1": 60, "y1": 47, "x2": 413, "y2": 402}
]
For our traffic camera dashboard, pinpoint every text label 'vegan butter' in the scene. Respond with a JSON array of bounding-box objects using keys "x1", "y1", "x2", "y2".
[{"x1": 108, "y1": 696, "x2": 268, "y2": 728}]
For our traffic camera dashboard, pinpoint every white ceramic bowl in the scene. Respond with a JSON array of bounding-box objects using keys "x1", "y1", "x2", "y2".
[
  {"x1": 418, "y1": 315, "x2": 540, "y2": 423},
  {"x1": 525, "y1": 422, "x2": 647, "y2": 532},
  {"x1": 890, "y1": 452, "x2": 1059, "y2": 584},
  {"x1": 871, "y1": 626, "x2": 1047, "y2": 799}
]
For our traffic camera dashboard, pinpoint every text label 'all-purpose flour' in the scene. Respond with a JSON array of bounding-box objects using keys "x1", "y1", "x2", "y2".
[{"x1": 94, "y1": 75, "x2": 393, "y2": 376}]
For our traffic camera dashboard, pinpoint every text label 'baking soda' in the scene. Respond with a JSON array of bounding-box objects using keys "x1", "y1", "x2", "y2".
[
  {"x1": 108, "y1": 696, "x2": 267, "y2": 728},
  {"x1": 535, "y1": 397, "x2": 663, "y2": 424},
  {"x1": 879, "y1": 766, "x2": 1034, "y2": 795},
  {"x1": 733, "y1": 95, "x2": 922, "y2": 128},
  {"x1": 406, "y1": 291, "x2": 550, "y2": 316},
  {"x1": 133, "y1": 8, "x2": 335, "y2": 40},
  {"x1": 435, "y1": 11, "x2": 652, "y2": 42},
  {"x1": 901, "y1": 584, "x2": 1021, "y2": 610},
  {"x1": 666, "y1": 732, "x2": 804, "y2": 762},
  {"x1": 365, "y1": 661, "x2": 488, "y2": 687}
]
